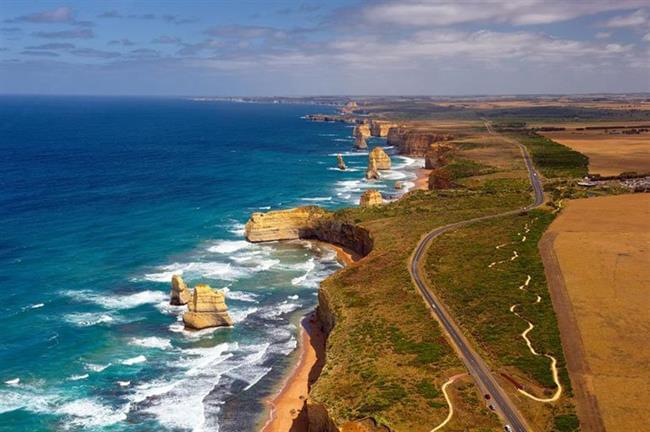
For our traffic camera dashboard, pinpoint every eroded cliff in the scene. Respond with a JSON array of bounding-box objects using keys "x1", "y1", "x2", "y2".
[{"x1": 386, "y1": 127, "x2": 453, "y2": 156}]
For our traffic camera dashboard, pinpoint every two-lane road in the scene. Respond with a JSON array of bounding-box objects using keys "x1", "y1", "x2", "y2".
[{"x1": 409, "y1": 124, "x2": 544, "y2": 432}]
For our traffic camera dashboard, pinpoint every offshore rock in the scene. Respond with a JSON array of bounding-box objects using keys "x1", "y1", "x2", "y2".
[
  {"x1": 387, "y1": 127, "x2": 454, "y2": 156},
  {"x1": 354, "y1": 134, "x2": 368, "y2": 149},
  {"x1": 183, "y1": 284, "x2": 233, "y2": 330},
  {"x1": 369, "y1": 120, "x2": 397, "y2": 137},
  {"x1": 365, "y1": 157, "x2": 379, "y2": 180},
  {"x1": 170, "y1": 274, "x2": 191, "y2": 305},
  {"x1": 336, "y1": 154, "x2": 347, "y2": 170},
  {"x1": 352, "y1": 124, "x2": 371, "y2": 139},
  {"x1": 394, "y1": 181, "x2": 403, "y2": 190},
  {"x1": 359, "y1": 190, "x2": 383, "y2": 207},
  {"x1": 368, "y1": 147, "x2": 391, "y2": 170},
  {"x1": 245, "y1": 206, "x2": 373, "y2": 257}
]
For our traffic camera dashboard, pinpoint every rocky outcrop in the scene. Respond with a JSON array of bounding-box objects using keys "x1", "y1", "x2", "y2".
[
  {"x1": 359, "y1": 190, "x2": 383, "y2": 207},
  {"x1": 355, "y1": 134, "x2": 368, "y2": 149},
  {"x1": 428, "y1": 168, "x2": 453, "y2": 190},
  {"x1": 387, "y1": 128, "x2": 453, "y2": 156},
  {"x1": 369, "y1": 120, "x2": 397, "y2": 137},
  {"x1": 394, "y1": 181, "x2": 403, "y2": 190},
  {"x1": 183, "y1": 284, "x2": 233, "y2": 330},
  {"x1": 365, "y1": 157, "x2": 379, "y2": 180},
  {"x1": 353, "y1": 124, "x2": 371, "y2": 139},
  {"x1": 170, "y1": 274, "x2": 191, "y2": 305},
  {"x1": 368, "y1": 147, "x2": 391, "y2": 170},
  {"x1": 337, "y1": 154, "x2": 347, "y2": 170},
  {"x1": 424, "y1": 143, "x2": 454, "y2": 169},
  {"x1": 245, "y1": 206, "x2": 373, "y2": 257}
]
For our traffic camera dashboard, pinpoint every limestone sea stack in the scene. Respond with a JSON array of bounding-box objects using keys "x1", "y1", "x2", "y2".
[
  {"x1": 365, "y1": 157, "x2": 379, "y2": 180},
  {"x1": 337, "y1": 154, "x2": 347, "y2": 170},
  {"x1": 394, "y1": 181, "x2": 403, "y2": 190},
  {"x1": 355, "y1": 134, "x2": 368, "y2": 149},
  {"x1": 353, "y1": 124, "x2": 371, "y2": 139},
  {"x1": 359, "y1": 190, "x2": 383, "y2": 207},
  {"x1": 183, "y1": 284, "x2": 233, "y2": 330},
  {"x1": 369, "y1": 147, "x2": 391, "y2": 170},
  {"x1": 170, "y1": 274, "x2": 191, "y2": 305}
]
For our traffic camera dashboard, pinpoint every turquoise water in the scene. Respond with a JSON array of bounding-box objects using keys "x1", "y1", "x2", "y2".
[{"x1": 0, "y1": 96, "x2": 420, "y2": 431}]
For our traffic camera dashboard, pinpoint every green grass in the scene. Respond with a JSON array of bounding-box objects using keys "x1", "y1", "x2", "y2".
[
  {"x1": 510, "y1": 132, "x2": 589, "y2": 178},
  {"x1": 553, "y1": 414, "x2": 580, "y2": 432}
]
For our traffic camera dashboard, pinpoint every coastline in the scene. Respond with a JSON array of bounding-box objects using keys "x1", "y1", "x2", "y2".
[{"x1": 260, "y1": 142, "x2": 424, "y2": 431}]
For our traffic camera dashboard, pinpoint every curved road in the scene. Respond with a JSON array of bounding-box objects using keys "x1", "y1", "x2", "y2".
[{"x1": 409, "y1": 124, "x2": 544, "y2": 432}]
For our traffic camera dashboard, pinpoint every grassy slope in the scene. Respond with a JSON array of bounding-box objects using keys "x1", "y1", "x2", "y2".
[
  {"x1": 311, "y1": 179, "x2": 531, "y2": 431},
  {"x1": 423, "y1": 211, "x2": 578, "y2": 430},
  {"x1": 508, "y1": 132, "x2": 589, "y2": 179}
]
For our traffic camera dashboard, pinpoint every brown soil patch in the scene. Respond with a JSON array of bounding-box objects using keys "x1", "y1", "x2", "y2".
[
  {"x1": 541, "y1": 194, "x2": 650, "y2": 431},
  {"x1": 540, "y1": 130, "x2": 650, "y2": 176}
]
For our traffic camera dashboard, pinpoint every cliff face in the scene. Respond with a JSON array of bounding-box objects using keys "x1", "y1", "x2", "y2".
[
  {"x1": 245, "y1": 206, "x2": 373, "y2": 257},
  {"x1": 369, "y1": 120, "x2": 396, "y2": 137},
  {"x1": 386, "y1": 127, "x2": 453, "y2": 156},
  {"x1": 424, "y1": 143, "x2": 454, "y2": 169}
]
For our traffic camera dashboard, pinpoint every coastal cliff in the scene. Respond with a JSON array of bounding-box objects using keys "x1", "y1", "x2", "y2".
[
  {"x1": 245, "y1": 206, "x2": 373, "y2": 257},
  {"x1": 386, "y1": 128, "x2": 453, "y2": 156},
  {"x1": 369, "y1": 120, "x2": 396, "y2": 137}
]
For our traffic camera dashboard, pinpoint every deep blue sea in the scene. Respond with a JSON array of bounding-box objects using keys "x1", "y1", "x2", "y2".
[{"x1": 0, "y1": 96, "x2": 420, "y2": 431}]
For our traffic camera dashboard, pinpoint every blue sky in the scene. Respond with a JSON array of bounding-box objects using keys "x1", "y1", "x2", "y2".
[{"x1": 1, "y1": 0, "x2": 649, "y2": 96}]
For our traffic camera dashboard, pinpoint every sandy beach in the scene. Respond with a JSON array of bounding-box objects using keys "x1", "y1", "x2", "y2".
[{"x1": 415, "y1": 167, "x2": 432, "y2": 190}]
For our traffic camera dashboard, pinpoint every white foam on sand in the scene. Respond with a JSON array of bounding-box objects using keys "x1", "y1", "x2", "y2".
[
  {"x1": 129, "y1": 337, "x2": 173, "y2": 350},
  {"x1": 121, "y1": 355, "x2": 147, "y2": 366},
  {"x1": 207, "y1": 240, "x2": 250, "y2": 254}
]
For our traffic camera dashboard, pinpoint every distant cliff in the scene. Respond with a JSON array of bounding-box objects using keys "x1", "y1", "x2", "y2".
[{"x1": 387, "y1": 127, "x2": 453, "y2": 156}]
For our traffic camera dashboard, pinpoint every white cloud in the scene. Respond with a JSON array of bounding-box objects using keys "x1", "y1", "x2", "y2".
[
  {"x1": 362, "y1": 0, "x2": 649, "y2": 27},
  {"x1": 603, "y1": 9, "x2": 648, "y2": 28},
  {"x1": 643, "y1": 32, "x2": 650, "y2": 42},
  {"x1": 595, "y1": 32, "x2": 611, "y2": 39}
]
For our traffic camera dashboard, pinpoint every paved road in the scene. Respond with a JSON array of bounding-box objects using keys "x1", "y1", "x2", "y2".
[{"x1": 409, "y1": 124, "x2": 544, "y2": 432}]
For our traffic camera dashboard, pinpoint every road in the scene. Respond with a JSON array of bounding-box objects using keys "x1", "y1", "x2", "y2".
[{"x1": 408, "y1": 123, "x2": 544, "y2": 432}]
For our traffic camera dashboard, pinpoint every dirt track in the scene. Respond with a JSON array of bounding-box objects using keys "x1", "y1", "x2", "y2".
[{"x1": 540, "y1": 194, "x2": 650, "y2": 431}]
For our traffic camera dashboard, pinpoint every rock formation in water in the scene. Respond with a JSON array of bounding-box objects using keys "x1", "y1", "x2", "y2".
[
  {"x1": 170, "y1": 274, "x2": 191, "y2": 305},
  {"x1": 354, "y1": 134, "x2": 368, "y2": 149},
  {"x1": 359, "y1": 190, "x2": 383, "y2": 207},
  {"x1": 353, "y1": 124, "x2": 371, "y2": 139},
  {"x1": 369, "y1": 120, "x2": 397, "y2": 137},
  {"x1": 394, "y1": 181, "x2": 403, "y2": 190},
  {"x1": 368, "y1": 147, "x2": 391, "y2": 170},
  {"x1": 365, "y1": 157, "x2": 379, "y2": 180},
  {"x1": 336, "y1": 154, "x2": 347, "y2": 170},
  {"x1": 183, "y1": 284, "x2": 233, "y2": 330},
  {"x1": 424, "y1": 143, "x2": 454, "y2": 169},
  {"x1": 245, "y1": 206, "x2": 373, "y2": 257},
  {"x1": 387, "y1": 128, "x2": 454, "y2": 156}
]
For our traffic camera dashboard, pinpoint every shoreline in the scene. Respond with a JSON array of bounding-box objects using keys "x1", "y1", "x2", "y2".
[{"x1": 260, "y1": 149, "x2": 424, "y2": 432}]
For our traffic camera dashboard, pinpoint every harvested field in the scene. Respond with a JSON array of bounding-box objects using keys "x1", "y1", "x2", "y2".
[
  {"x1": 541, "y1": 194, "x2": 650, "y2": 432},
  {"x1": 540, "y1": 129, "x2": 650, "y2": 176}
]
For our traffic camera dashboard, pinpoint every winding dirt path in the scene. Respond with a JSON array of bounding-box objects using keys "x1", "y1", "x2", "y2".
[
  {"x1": 490, "y1": 221, "x2": 563, "y2": 403},
  {"x1": 430, "y1": 373, "x2": 467, "y2": 432}
]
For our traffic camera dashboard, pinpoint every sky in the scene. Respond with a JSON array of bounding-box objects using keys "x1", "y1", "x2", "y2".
[{"x1": 1, "y1": 0, "x2": 649, "y2": 96}]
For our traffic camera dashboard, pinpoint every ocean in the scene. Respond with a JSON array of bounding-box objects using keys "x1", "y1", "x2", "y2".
[{"x1": 0, "y1": 96, "x2": 420, "y2": 431}]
